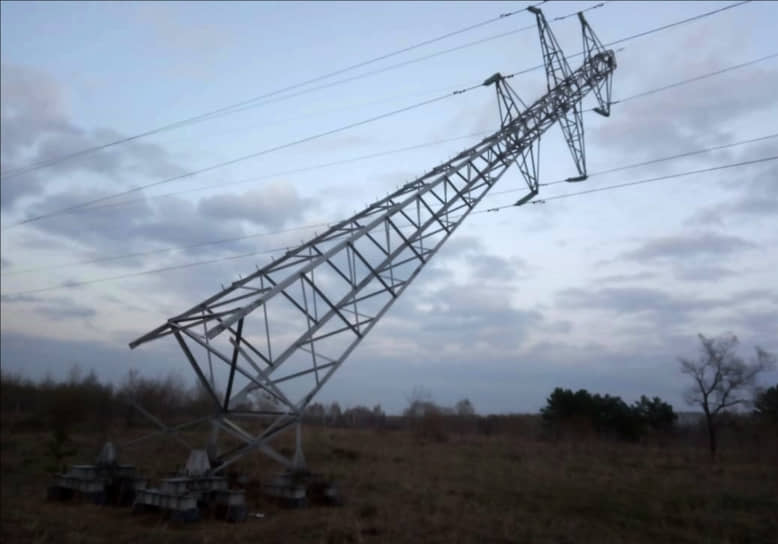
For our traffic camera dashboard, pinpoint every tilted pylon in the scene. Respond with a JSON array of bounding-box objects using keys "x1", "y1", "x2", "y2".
[{"x1": 129, "y1": 7, "x2": 616, "y2": 473}]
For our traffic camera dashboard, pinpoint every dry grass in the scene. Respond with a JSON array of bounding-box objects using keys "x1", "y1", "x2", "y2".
[{"x1": 2, "y1": 424, "x2": 777, "y2": 543}]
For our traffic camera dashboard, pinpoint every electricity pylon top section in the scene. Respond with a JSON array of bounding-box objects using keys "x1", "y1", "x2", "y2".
[{"x1": 130, "y1": 7, "x2": 615, "y2": 473}]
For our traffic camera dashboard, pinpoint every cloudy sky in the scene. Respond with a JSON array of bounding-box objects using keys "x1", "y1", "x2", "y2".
[{"x1": 1, "y1": 1, "x2": 776, "y2": 414}]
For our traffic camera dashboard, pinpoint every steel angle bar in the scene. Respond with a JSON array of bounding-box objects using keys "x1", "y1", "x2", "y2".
[
  {"x1": 121, "y1": 411, "x2": 212, "y2": 449},
  {"x1": 339, "y1": 305, "x2": 376, "y2": 321},
  {"x1": 174, "y1": 331, "x2": 221, "y2": 408},
  {"x1": 234, "y1": 149, "x2": 511, "y2": 407},
  {"x1": 215, "y1": 416, "x2": 255, "y2": 443},
  {"x1": 272, "y1": 362, "x2": 338, "y2": 386},
  {"x1": 203, "y1": 289, "x2": 271, "y2": 310},
  {"x1": 228, "y1": 180, "x2": 487, "y2": 403},
  {"x1": 178, "y1": 327, "x2": 296, "y2": 412},
  {"x1": 226, "y1": 409, "x2": 296, "y2": 418},
  {"x1": 350, "y1": 284, "x2": 401, "y2": 305},
  {"x1": 307, "y1": 317, "x2": 375, "y2": 343},
  {"x1": 201, "y1": 144, "x2": 510, "y2": 339},
  {"x1": 299, "y1": 345, "x2": 337, "y2": 364},
  {"x1": 300, "y1": 273, "x2": 361, "y2": 337},
  {"x1": 345, "y1": 243, "x2": 396, "y2": 296},
  {"x1": 223, "y1": 318, "x2": 244, "y2": 410},
  {"x1": 229, "y1": 341, "x2": 294, "y2": 407}
]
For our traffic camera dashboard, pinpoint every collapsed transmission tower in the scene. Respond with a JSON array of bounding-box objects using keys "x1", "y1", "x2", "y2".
[{"x1": 130, "y1": 7, "x2": 616, "y2": 474}]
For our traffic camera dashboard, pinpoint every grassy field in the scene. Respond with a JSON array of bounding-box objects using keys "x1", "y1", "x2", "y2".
[{"x1": 2, "y1": 422, "x2": 777, "y2": 543}]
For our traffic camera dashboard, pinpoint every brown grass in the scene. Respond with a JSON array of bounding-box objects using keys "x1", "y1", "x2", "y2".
[{"x1": 2, "y1": 423, "x2": 777, "y2": 543}]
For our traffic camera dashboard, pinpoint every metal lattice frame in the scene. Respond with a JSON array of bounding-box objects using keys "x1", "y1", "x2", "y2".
[{"x1": 129, "y1": 8, "x2": 616, "y2": 473}]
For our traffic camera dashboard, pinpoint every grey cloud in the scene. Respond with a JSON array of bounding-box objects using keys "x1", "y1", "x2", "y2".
[
  {"x1": 593, "y1": 45, "x2": 778, "y2": 160},
  {"x1": 20, "y1": 192, "x2": 254, "y2": 274},
  {"x1": 738, "y1": 308, "x2": 778, "y2": 350},
  {"x1": 465, "y1": 254, "x2": 524, "y2": 282},
  {"x1": 2, "y1": 292, "x2": 97, "y2": 321},
  {"x1": 1, "y1": 63, "x2": 188, "y2": 210},
  {"x1": 556, "y1": 286, "x2": 718, "y2": 322},
  {"x1": 686, "y1": 163, "x2": 778, "y2": 226},
  {"x1": 198, "y1": 181, "x2": 315, "y2": 229},
  {"x1": 370, "y1": 277, "x2": 544, "y2": 363},
  {"x1": 33, "y1": 302, "x2": 97, "y2": 321},
  {"x1": 733, "y1": 289, "x2": 778, "y2": 305},
  {"x1": 595, "y1": 271, "x2": 656, "y2": 283},
  {"x1": 1, "y1": 257, "x2": 10, "y2": 269},
  {"x1": 555, "y1": 285, "x2": 778, "y2": 342},
  {"x1": 436, "y1": 234, "x2": 483, "y2": 258},
  {"x1": 1, "y1": 293, "x2": 42, "y2": 304},
  {"x1": 623, "y1": 232, "x2": 756, "y2": 261},
  {"x1": 672, "y1": 264, "x2": 738, "y2": 283}
]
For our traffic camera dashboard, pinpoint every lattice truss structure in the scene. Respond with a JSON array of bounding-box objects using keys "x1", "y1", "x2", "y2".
[{"x1": 129, "y1": 8, "x2": 616, "y2": 473}]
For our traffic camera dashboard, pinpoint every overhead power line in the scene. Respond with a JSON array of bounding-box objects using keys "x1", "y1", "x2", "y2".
[
  {"x1": 1, "y1": 250, "x2": 275, "y2": 297},
  {"x1": 5, "y1": 131, "x2": 773, "y2": 276},
  {"x1": 4, "y1": 148, "x2": 775, "y2": 293},
  {"x1": 1, "y1": 222, "x2": 330, "y2": 277},
  {"x1": 613, "y1": 52, "x2": 778, "y2": 104},
  {"x1": 3, "y1": 88, "x2": 483, "y2": 230},
  {"x1": 606, "y1": 1, "x2": 750, "y2": 48},
  {"x1": 36, "y1": 131, "x2": 496, "y2": 216},
  {"x1": 6, "y1": 47, "x2": 772, "y2": 225},
  {"x1": 480, "y1": 155, "x2": 778, "y2": 214},
  {"x1": 0, "y1": 0, "x2": 745, "y2": 181},
  {"x1": 0, "y1": 1, "x2": 550, "y2": 181}
]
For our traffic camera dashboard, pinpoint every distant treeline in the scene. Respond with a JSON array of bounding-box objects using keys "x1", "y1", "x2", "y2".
[
  {"x1": 2, "y1": 368, "x2": 775, "y2": 446},
  {"x1": 0, "y1": 368, "x2": 214, "y2": 434}
]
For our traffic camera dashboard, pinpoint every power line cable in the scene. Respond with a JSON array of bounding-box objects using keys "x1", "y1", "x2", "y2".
[
  {"x1": 606, "y1": 1, "x2": 750, "y2": 48},
  {"x1": 46, "y1": 131, "x2": 495, "y2": 216},
  {"x1": 210, "y1": 5, "x2": 604, "y2": 120},
  {"x1": 4, "y1": 151, "x2": 775, "y2": 293},
  {"x1": 484, "y1": 131, "x2": 778, "y2": 202},
  {"x1": 0, "y1": 1, "x2": 550, "y2": 181},
  {"x1": 3, "y1": 88, "x2": 482, "y2": 230},
  {"x1": 1, "y1": 223, "x2": 330, "y2": 277},
  {"x1": 613, "y1": 52, "x2": 778, "y2": 104},
  {"x1": 0, "y1": 0, "x2": 741, "y2": 181},
  {"x1": 1, "y1": 250, "x2": 275, "y2": 297},
  {"x1": 479, "y1": 155, "x2": 778, "y2": 214},
  {"x1": 0, "y1": 1, "x2": 758, "y2": 230},
  {"x1": 11, "y1": 48, "x2": 773, "y2": 220},
  {"x1": 5, "y1": 131, "x2": 772, "y2": 276}
]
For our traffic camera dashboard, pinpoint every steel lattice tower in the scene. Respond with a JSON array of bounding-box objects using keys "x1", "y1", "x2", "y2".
[{"x1": 130, "y1": 7, "x2": 616, "y2": 473}]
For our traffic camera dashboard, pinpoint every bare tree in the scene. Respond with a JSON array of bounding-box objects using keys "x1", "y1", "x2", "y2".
[{"x1": 679, "y1": 333, "x2": 776, "y2": 457}]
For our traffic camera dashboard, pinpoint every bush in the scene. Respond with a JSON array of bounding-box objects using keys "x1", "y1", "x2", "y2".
[
  {"x1": 633, "y1": 395, "x2": 677, "y2": 432},
  {"x1": 541, "y1": 387, "x2": 677, "y2": 441},
  {"x1": 754, "y1": 384, "x2": 778, "y2": 423}
]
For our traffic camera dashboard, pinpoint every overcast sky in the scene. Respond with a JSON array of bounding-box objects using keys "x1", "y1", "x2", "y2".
[{"x1": 1, "y1": 1, "x2": 776, "y2": 414}]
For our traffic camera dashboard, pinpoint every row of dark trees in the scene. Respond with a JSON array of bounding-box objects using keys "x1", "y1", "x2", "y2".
[
  {"x1": 0, "y1": 367, "x2": 214, "y2": 435},
  {"x1": 540, "y1": 388, "x2": 677, "y2": 441},
  {"x1": 2, "y1": 360, "x2": 775, "y2": 452},
  {"x1": 304, "y1": 402, "x2": 387, "y2": 428}
]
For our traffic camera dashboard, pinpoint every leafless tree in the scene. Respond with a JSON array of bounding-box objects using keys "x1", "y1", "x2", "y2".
[{"x1": 679, "y1": 333, "x2": 776, "y2": 457}]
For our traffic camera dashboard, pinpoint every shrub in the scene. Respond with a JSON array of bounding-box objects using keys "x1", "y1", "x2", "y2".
[
  {"x1": 753, "y1": 384, "x2": 778, "y2": 423},
  {"x1": 541, "y1": 387, "x2": 677, "y2": 441}
]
